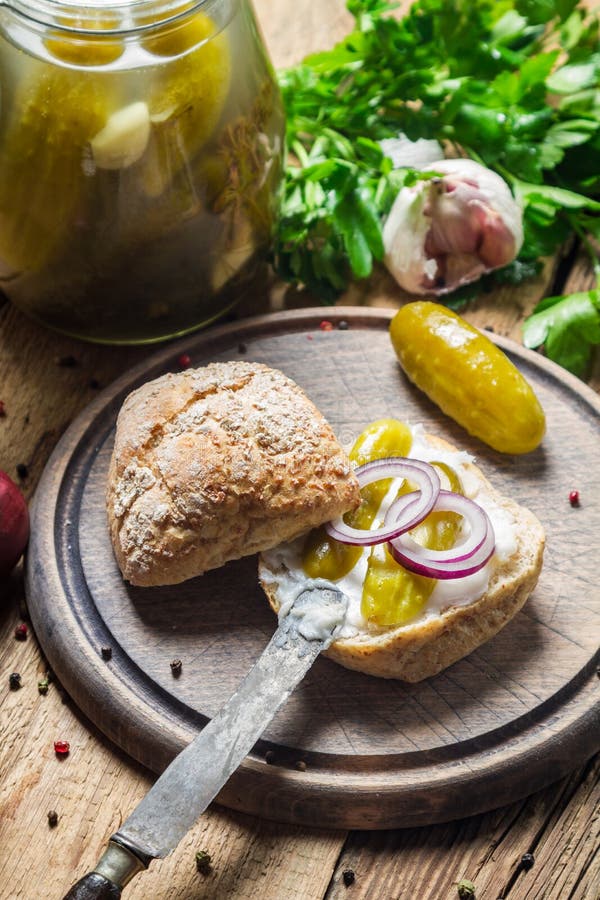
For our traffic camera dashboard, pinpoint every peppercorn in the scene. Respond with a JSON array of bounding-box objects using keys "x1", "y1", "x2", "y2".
[
  {"x1": 195, "y1": 850, "x2": 212, "y2": 875},
  {"x1": 457, "y1": 879, "x2": 476, "y2": 899},
  {"x1": 16, "y1": 463, "x2": 28, "y2": 480},
  {"x1": 100, "y1": 646, "x2": 112, "y2": 661},
  {"x1": 0, "y1": 400, "x2": 6, "y2": 417},
  {"x1": 342, "y1": 869, "x2": 355, "y2": 887},
  {"x1": 9, "y1": 672, "x2": 22, "y2": 690},
  {"x1": 177, "y1": 354, "x2": 192, "y2": 370},
  {"x1": 569, "y1": 490, "x2": 580, "y2": 507},
  {"x1": 14, "y1": 623, "x2": 28, "y2": 640},
  {"x1": 295, "y1": 759, "x2": 307, "y2": 771},
  {"x1": 53, "y1": 740, "x2": 70, "y2": 757},
  {"x1": 170, "y1": 659, "x2": 182, "y2": 677},
  {"x1": 57, "y1": 355, "x2": 79, "y2": 368},
  {"x1": 319, "y1": 320, "x2": 334, "y2": 331},
  {"x1": 47, "y1": 810, "x2": 59, "y2": 828},
  {"x1": 338, "y1": 320, "x2": 349, "y2": 330},
  {"x1": 265, "y1": 750, "x2": 276, "y2": 765},
  {"x1": 237, "y1": 343, "x2": 247, "y2": 354},
  {"x1": 520, "y1": 853, "x2": 535, "y2": 871},
  {"x1": 38, "y1": 678, "x2": 49, "y2": 695}
]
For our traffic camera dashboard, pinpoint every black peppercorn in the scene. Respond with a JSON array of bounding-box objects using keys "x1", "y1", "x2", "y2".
[
  {"x1": 342, "y1": 869, "x2": 355, "y2": 887},
  {"x1": 265, "y1": 749, "x2": 276, "y2": 764},
  {"x1": 100, "y1": 646, "x2": 112, "y2": 661},
  {"x1": 521, "y1": 853, "x2": 535, "y2": 871},
  {"x1": 295, "y1": 759, "x2": 307, "y2": 771},
  {"x1": 9, "y1": 672, "x2": 22, "y2": 690},
  {"x1": 338, "y1": 320, "x2": 349, "y2": 330},
  {"x1": 47, "y1": 810, "x2": 59, "y2": 828},
  {"x1": 170, "y1": 659, "x2": 182, "y2": 677},
  {"x1": 16, "y1": 463, "x2": 28, "y2": 480},
  {"x1": 57, "y1": 355, "x2": 79, "y2": 368}
]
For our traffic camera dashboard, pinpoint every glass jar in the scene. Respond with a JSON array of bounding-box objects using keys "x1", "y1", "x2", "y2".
[{"x1": 0, "y1": 0, "x2": 284, "y2": 343}]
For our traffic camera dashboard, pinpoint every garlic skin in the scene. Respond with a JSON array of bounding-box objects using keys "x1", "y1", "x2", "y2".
[{"x1": 383, "y1": 158, "x2": 523, "y2": 295}]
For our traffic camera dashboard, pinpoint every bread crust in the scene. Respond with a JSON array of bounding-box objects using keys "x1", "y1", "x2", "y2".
[
  {"x1": 107, "y1": 361, "x2": 360, "y2": 586},
  {"x1": 259, "y1": 436, "x2": 545, "y2": 682}
]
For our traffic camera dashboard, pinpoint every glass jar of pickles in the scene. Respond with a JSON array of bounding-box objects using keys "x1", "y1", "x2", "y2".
[{"x1": 0, "y1": 0, "x2": 284, "y2": 343}]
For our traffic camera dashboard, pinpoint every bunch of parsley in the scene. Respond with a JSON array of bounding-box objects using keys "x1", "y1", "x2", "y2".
[{"x1": 273, "y1": 0, "x2": 600, "y2": 377}]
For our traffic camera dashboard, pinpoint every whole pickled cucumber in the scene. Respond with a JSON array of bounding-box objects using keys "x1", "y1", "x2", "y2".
[
  {"x1": 0, "y1": 69, "x2": 111, "y2": 275},
  {"x1": 390, "y1": 302, "x2": 546, "y2": 455},
  {"x1": 138, "y1": 11, "x2": 232, "y2": 198}
]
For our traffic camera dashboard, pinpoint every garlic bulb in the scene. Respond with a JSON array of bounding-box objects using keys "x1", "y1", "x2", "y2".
[{"x1": 383, "y1": 158, "x2": 523, "y2": 295}]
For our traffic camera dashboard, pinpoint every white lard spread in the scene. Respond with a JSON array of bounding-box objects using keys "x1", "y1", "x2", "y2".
[{"x1": 261, "y1": 424, "x2": 518, "y2": 639}]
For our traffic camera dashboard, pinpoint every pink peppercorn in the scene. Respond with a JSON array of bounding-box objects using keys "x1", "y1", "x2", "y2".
[
  {"x1": 54, "y1": 741, "x2": 70, "y2": 757},
  {"x1": 14, "y1": 623, "x2": 28, "y2": 640},
  {"x1": 569, "y1": 490, "x2": 580, "y2": 507},
  {"x1": 177, "y1": 354, "x2": 192, "y2": 370},
  {"x1": 319, "y1": 320, "x2": 334, "y2": 331}
]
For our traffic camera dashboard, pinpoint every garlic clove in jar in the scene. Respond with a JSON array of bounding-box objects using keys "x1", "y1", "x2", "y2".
[
  {"x1": 383, "y1": 158, "x2": 523, "y2": 295},
  {"x1": 90, "y1": 101, "x2": 151, "y2": 171}
]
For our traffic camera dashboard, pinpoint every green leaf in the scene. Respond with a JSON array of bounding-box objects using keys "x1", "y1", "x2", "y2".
[
  {"x1": 516, "y1": 180, "x2": 600, "y2": 210},
  {"x1": 546, "y1": 60, "x2": 599, "y2": 94},
  {"x1": 545, "y1": 118, "x2": 598, "y2": 149},
  {"x1": 523, "y1": 290, "x2": 600, "y2": 377}
]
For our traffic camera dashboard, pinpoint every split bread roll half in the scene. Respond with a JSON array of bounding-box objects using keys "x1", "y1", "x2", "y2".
[
  {"x1": 259, "y1": 433, "x2": 545, "y2": 682},
  {"x1": 107, "y1": 361, "x2": 360, "y2": 586}
]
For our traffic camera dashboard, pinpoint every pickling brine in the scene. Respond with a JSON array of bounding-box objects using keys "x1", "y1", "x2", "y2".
[{"x1": 0, "y1": 0, "x2": 284, "y2": 343}]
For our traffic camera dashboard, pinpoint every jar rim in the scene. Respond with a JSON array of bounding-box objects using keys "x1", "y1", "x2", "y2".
[{"x1": 4, "y1": 0, "x2": 224, "y2": 35}]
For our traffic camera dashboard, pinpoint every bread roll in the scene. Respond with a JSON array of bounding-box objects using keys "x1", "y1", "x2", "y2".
[
  {"x1": 259, "y1": 433, "x2": 545, "y2": 682},
  {"x1": 107, "y1": 361, "x2": 360, "y2": 586}
]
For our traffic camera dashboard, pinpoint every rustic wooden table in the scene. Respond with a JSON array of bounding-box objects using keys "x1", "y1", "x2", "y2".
[{"x1": 1, "y1": 2, "x2": 599, "y2": 898}]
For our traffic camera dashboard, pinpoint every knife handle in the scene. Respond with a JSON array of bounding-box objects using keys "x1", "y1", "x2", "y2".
[
  {"x1": 62, "y1": 840, "x2": 148, "y2": 900},
  {"x1": 63, "y1": 872, "x2": 121, "y2": 899}
]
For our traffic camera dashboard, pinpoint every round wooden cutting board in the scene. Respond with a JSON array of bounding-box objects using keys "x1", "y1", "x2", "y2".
[{"x1": 25, "y1": 308, "x2": 600, "y2": 830}]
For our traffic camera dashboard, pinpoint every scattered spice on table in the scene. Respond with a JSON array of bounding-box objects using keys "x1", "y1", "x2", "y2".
[
  {"x1": 53, "y1": 740, "x2": 70, "y2": 757},
  {"x1": 342, "y1": 869, "x2": 355, "y2": 887},
  {"x1": 195, "y1": 850, "x2": 212, "y2": 875},
  {"x1": 569, "y1": 490, "x2": 580, "y2": 507},
  {"x1": 16, "y1": 463, "x2": 28, "y2": 480},
  {"x1": 47, "y1": 810, "x2": 59, "y2": 828},
  {"x1": 100, "y1": 646, "x2": 112, "y2": 661},
  {"x1": 520, "y1": 853, "x2": 535, "y2": 871},
  {"x1": 14, "y1": 622, "x2": 28, "y2": 640},
  {"x1": 170, "y1": 659, "x2": 182, "y2": 677},
  {"x1": 56, "y1": 355, "x2": 79, "y2": 368},
  {"x1": 9, "y1": 672, "x2": 22, "y2": 690},
  {"x1": 457, "y1": 879, "x2": 476, "y2": 899},
  {"x1": 38, "y1": 678, "x2": 49, "y2": 695}
]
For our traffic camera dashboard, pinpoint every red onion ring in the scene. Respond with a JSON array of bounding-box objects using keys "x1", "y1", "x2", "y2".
[
  {"x1": 325, "y1": 457, "x2": 440, "y2": 546},
  {"x1": 387, "y1": 490, "x2": 496, "y2": 579}
]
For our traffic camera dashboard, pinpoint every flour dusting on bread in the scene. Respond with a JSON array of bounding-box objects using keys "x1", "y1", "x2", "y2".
[{"x1": 107, "y1": 361, "x2": 360, "y2": 586}]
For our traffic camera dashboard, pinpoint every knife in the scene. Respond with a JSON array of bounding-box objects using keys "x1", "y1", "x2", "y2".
[{"x1": 62, "y1": 584, "x2": 348, "y2": 899}]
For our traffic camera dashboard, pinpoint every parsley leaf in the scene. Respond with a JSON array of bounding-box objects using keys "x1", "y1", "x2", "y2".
[{"x1": 274, "y1": 0, "x2": 600, "y2": 375}]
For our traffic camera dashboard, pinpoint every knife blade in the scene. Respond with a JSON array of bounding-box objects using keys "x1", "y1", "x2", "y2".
[{"x1": 62, "y1": 584, "x2": 348, "y2": 899}]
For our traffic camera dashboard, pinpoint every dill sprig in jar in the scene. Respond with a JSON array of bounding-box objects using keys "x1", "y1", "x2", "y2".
[{"x1": 0, "y1": 0, "x2": 284, "y2": 343}]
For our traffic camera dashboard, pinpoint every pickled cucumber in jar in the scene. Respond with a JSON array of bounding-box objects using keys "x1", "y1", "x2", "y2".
[{"x1": 0, "y1": 0, "x2": 284, "y2": 343}]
